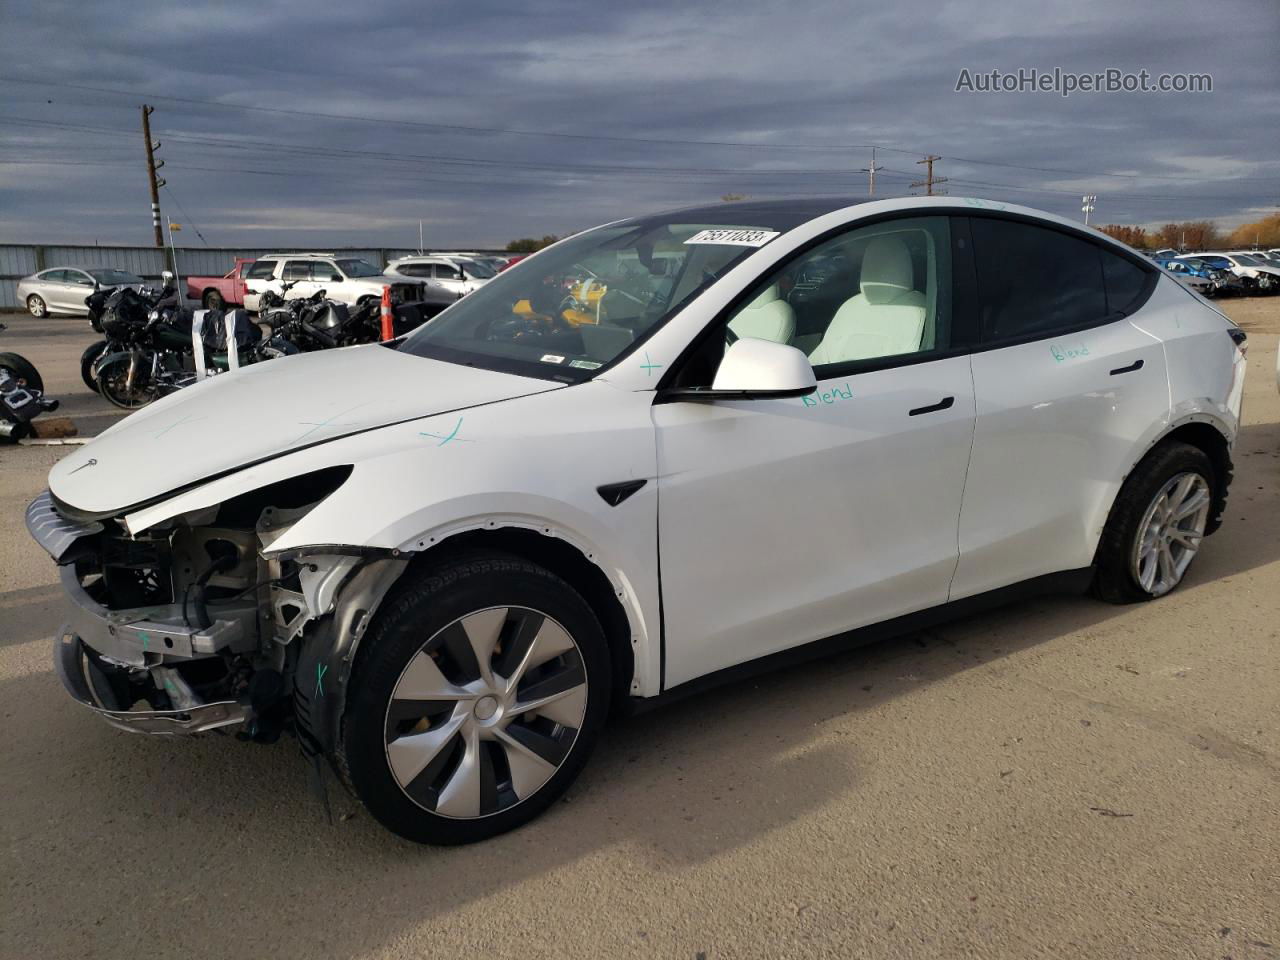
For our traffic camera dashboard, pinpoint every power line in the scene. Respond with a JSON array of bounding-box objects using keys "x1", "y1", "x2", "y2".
[{"x1": 162, "y1": 183, "x2": 209, "y2": 246}]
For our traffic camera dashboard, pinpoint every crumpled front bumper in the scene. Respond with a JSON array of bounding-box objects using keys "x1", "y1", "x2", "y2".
[
  {"x1": 50, "y1": 562, "x2": 253, "y2": 736},
  {"x1": 54, "y1": 628, "x2": 248, "y2": 735}
]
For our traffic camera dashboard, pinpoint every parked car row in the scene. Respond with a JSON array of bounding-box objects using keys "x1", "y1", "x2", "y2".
[
  {"x1": 1151, "y1": 249, "x2": 1280, "y2": 297},
  {"x1": 16, "y1": 252, "x2": 521, "y2": 319}
]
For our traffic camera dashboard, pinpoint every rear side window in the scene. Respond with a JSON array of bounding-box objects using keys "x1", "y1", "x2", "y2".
[
  {"x1": 970, "y1": 218, "x2": 1106, "y2": 342},
  {"x1": 246, "y1": 259, "x2": 276, "y2": 279},
  {"x1": 396, "y1": 263, "x2": 432, "y2": 278},
  {"x1": 1100, "y1": 248, "x2": 1151, "y2": 314},
  {"x1": 41, "y1": 270, "x2": 69, "y2": 282},
  {"x1": 283, "y1": 260, "x2": 312, "y2": 281}
]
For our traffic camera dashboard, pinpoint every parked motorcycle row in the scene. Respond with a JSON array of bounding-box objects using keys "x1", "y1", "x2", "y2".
[{"x1": 79, "y1": 272, "x2": 428, "y2": 410}]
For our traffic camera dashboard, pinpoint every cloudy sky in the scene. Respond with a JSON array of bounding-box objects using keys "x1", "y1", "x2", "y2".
[{"x1": 1, "y1": 0, "x2": 1277, "y2": 248}]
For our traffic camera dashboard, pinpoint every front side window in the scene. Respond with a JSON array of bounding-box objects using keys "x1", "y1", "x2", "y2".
[
  {"x1": 335, "y1": 258, "x2": 381, "y2": 277},
  {"x1": 397, "y1": 218, "x2": 770, "y2": 380},
  {"x1": 246, "y1": 259, "x2": 277, "y2": 279},
  {"x1": 435, "y1": 263, "x2": 464, "y2": 281},
  {"x1": 68, "y1": 271, "x2": 94, "y2": 286},
  {"x1": 970, "y1": 218, "x2": 1107, "y2": 342},
  {"x1": 675, "y1": 216, "x2": 953, "y2": 387},
  {"x1": 313, "y1": 262, "x2": 343, "y2": 283},
  {"x1": 459, "y1": 259, "x2": 496, "y2": 279}
]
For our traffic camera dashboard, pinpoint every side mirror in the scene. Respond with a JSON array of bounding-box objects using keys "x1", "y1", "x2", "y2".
[{"x1": 659, "y1": 338, "x2": 817, "y2": 402}]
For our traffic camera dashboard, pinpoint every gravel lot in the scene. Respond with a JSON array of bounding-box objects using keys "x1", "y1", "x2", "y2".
[{"x1": 1, "y1": 302, "x2": 1278, "y2": 960}]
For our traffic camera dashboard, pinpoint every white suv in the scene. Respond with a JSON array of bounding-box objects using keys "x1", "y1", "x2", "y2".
[
  {"x1": 384, "y1": 255, "x2": 495, "y2": 306},
  {"x1": 30, "y1": 197, "x2": 1246, "y2": 845},
  {"x1": 242, "y1": 254, "x2": 425, "y2": 312}
]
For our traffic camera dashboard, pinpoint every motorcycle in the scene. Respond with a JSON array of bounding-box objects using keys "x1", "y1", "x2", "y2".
[
  {"x1": 92, "y1": 281, "x2": 298, "y2": 409},
  {"x1": 0, "y1": 323, "x2": 59, "y2": 443},
  {"x1": 259, "y1": 282, "x2": 430, "y2": 352}
]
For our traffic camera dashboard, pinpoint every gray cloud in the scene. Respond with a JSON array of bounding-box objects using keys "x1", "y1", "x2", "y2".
[{"x1": 1, "y1": 0, "x2": 1277, "y2": 247}]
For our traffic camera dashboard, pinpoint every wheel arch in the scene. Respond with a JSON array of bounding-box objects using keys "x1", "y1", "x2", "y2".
[
  {"x1": 402, "y1": 526, "x2": 637, "y2": 712},
  {"x1": 1114, "y1": 414, "x2": 1233, "y2": 539}
]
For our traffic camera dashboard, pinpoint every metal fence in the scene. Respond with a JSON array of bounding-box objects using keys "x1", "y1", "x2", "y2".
[{"x1": 0, "y1": 244, "x2": 507, "y2": 310}]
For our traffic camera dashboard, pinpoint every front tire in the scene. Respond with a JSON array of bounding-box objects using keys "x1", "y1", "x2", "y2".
[
  {"x1": 338, "y1": 555, "x2": 611, "y2": 844},
  {"x1": 95, "y1": 352, "x2": 156, "y2": 409},
  {"x1": 1093, "y1": 441, "x2": 1214, "y2": 603},
  {"x1": 26, "y1": 295, "x2": 47, "y2": 318}
]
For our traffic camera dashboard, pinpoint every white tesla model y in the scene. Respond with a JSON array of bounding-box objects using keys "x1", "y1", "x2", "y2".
[{"x1": 30, "y1": 197, "x2": 1246, "y2": 843}]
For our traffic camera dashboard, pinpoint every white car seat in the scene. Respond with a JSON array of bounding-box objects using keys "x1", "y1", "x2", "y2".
[
  {"x1": 728, "y1": 283, "x2": 796, "y2": 344},
  {"x1": 808, "y1": 236, "x2": 925, "y2": 365}
]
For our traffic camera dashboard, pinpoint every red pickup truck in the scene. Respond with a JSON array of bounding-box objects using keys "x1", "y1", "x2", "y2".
[{"x1": 186, "y1": 258, "x2": 256, "y2": 309}]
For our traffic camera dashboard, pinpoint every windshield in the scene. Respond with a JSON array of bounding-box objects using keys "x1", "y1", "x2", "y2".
[
  {"x1": 459, "y1": 259, "x2": 496, "y2": 279},
  {"x1": 88, "y1": 268, "x2": 141, "y2": 285},
  {"x1": 1235, "y1": 255, "x2": 1266, "y2": 266},
  {"x1": 336, "y1": 258, "x2": 382, "y2": 277},
  {"x1": 396, "y1": 218, "x2": 779, "y2": 380}
]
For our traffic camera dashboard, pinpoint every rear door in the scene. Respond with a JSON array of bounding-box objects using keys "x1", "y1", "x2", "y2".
[
  {"x1": 950, "y1": 215, "x2": 1169, "y2": 599},
  {"x1": 282, "y1": 260, "x2": 318, "y2": 301}
]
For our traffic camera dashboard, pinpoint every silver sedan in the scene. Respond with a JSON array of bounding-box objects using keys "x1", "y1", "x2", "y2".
[{"x1": 16, "y1": 266, "x2": 144, "y2": 317}]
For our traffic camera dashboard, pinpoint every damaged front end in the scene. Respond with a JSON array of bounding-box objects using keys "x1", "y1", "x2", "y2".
[{"x1": 28, "y1": 467, "x2": 407, "y2": 747}]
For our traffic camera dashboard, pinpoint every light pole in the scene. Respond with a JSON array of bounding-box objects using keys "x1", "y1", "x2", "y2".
[{"x1": 1081, "y1": 195, "x2": 1097, "y2": 226}]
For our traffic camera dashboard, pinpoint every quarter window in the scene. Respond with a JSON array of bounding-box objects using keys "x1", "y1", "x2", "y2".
[
  {"x1": 1101, "y1": 248, "x2": 1151, "y2": 314},
  {"x1": 969, "y1": 218, "x2": 1107, "y2": 342},
  {"x1": 246, "y1": 259, "x2": 277, "y2": 279}
]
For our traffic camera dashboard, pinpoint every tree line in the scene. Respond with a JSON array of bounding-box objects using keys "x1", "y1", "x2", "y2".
[{"x1": 1100, "y1": 212, "x2": 1280, "y2": 252}]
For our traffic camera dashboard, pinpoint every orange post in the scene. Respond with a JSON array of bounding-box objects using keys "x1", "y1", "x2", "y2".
[{"x1": 380, "y1": 285, "x2": 394, "y2": 341}]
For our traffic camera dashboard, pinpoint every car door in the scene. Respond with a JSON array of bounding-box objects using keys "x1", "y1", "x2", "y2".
[
  {"x1": 311, "y1": 260, "x2": 344, "y2": 300},
  {"x1": 653, "y1": 215, "x2": 978, "y2": 688},
  {"x1": 65, "y1": 269, "x2": 96, "y2": 312},
  {"x1": 40, "y1": 270, "x2": 77, "y2": 312},
  {"x1": 282, "y1": 260, "x2": 318, "y2": 301},
  {"x1": 949, "y1": 214, "x2": 1170, "y2": 600},
  {"x1": 435, "y1": 263, "x2": 467, "y2": 301}
]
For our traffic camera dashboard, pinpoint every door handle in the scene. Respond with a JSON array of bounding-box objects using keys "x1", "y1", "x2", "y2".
[
  {"x1": 1109, "y1": 359, "x2": 1144, "y2": 376},
  {"x1": 908, "y1": 396, "x2": 955, "y2": 416}
]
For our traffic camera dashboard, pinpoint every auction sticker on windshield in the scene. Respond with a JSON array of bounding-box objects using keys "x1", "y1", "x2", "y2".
[{"x1": 684, "y1": 228, "x2": 780, "y2": 247}]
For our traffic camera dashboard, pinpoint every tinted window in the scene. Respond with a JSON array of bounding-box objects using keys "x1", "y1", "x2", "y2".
[
  {"x1": 246, "y1": 259, "x2": 277, "y2": 279},
  {"x1": 312, "y1": 262, "x2": 342, "y2": 282},
  {"x1": 283, "y1": 260, "x2": 312, "y2": 281},
  {"x1": 68, "y1": 270, "x2": 94, "y2": 286},
  {"x1": 396, "y1": 263, "x2": 433, "y2": 278},
  {"x1": 435, "y1": 264, "x2": 463, "y2": 281},
  {"x1": 971, "y1": 218, "x2": 1107, "y2": 341},
  {"x1": 1101, "y1": 249, "x2": 1150, "y2": 313}
]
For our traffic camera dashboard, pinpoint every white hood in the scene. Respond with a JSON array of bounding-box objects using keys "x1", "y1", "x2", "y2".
[{"x1": 49, "y1": 344, "x2": 561, "y2": 516}]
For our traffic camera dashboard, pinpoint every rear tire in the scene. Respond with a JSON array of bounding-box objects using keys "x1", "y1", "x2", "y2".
[
  {"x1": 80, "y1": 340, "x2": 109, "y2": 391},
  {"x1": 0, "y1": 352, "x2": 43, "y2": 393},
  {"x1": 26, "y1": 295, "x2": 47, "y2": 318},
  {"x1": 1093, "y1": 441, "x2": 1214, "y2": 603},
  {"x1": 338, "y1": 555, "x2": 611, "y2": 844}
]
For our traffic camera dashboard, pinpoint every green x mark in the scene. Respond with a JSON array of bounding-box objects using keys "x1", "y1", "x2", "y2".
[{"x1": 315, "y1": 663, "x2": 328, "y2": 698}]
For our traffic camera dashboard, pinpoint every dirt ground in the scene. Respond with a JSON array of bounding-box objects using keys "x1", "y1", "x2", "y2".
[{"x1": 1, "y1": 301, "x2": 1278, "y2": 960}]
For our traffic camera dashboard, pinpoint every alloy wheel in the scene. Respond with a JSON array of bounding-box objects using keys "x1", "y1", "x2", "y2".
[
  {"x1": 27, "y1": 296, "x2": 46, "y2": 318},
  {"x1": 1131, "y1": 471, "x2": 1211, "y2": 597},
  {"x1": 384, "y1": 605, "x2": 588, "y2": 819}
]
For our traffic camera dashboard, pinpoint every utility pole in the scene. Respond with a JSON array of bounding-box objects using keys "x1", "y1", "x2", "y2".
[
  {"x1": 911, "y1": 155, "x2": 947, "y2": 196},
  {"x1": 861, "y1": 147, "x2": 884, "y2": 197},
  {"x1": 141, "y1": 105, "x2": 165, "y2": 247},
  {"x1": 1081, "y1": 194, "x2": 1097, "y2": 226}
]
